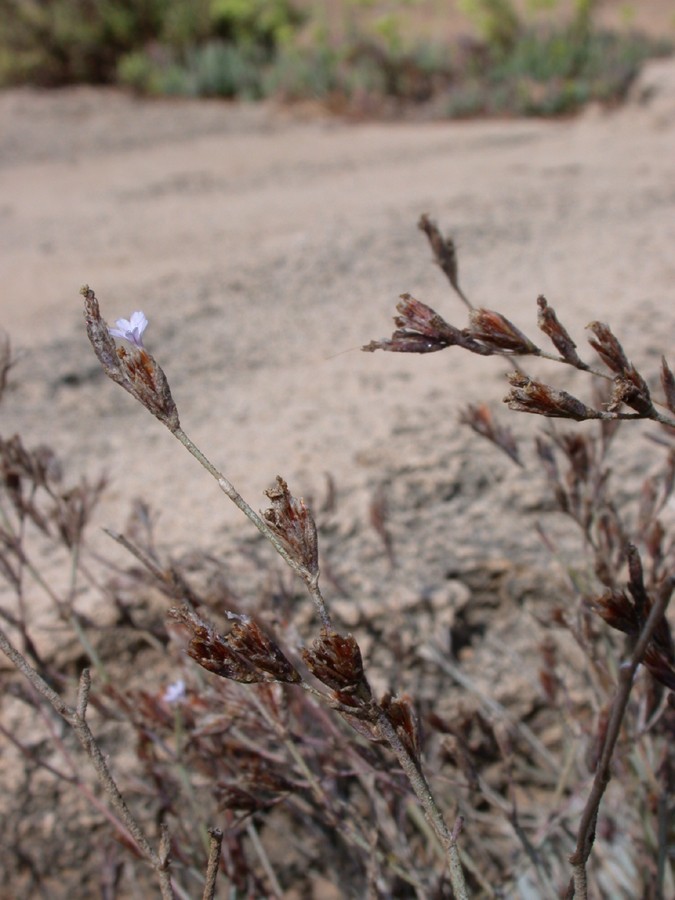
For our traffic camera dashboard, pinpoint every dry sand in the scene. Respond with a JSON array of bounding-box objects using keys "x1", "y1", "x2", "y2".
[
  {"x1": 1, "y1": 51, "x2": 675, "y2": 900},
  {"x1": 2, "y1": 65, "x2": 674, "y2": 563}
]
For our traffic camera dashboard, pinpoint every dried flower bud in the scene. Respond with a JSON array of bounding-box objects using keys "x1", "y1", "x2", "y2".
[
  {"x1": 0, "y1": 333, "x2": 12, "y2": 403},
  {"x1": 263, "y1": 476, "x2": 318, "y2": 577},
  {"x1": 54, "y1": 477, "x2": 107, "y2": 548},
  {"x1": 553, "y1": 431, "x2": 593, "y2": 482},
  {"x1": 661, "y1": 357, "x2": 675, "y2": 414},
  {"x1": 82, "y1": 286, "x2": 180, "y2": 432},
  {"x1": 363, "y1": 293, "x2": 468, "y2": 354},
  {"x1": 302, "y1": 629, "x2": 371, "y2": 704},
  {"x1": 459, "y1": 403, "x2": 521, "y2": 465},
  {"x1": 626, "y1": 545, "x2": 648, "y2": 619},
  {"x1": 505, "y1": 373, "x2": 600, "y2": 420},
  {"x1": 586, "y1": 321, "x2": 630, "y2": 374},
  {"x1": 590, "y1": 569, "x2": 675, "y2": 691},
  {"x1": 607, "y1": 371, "x2": 654, "y2": 416},
  {"x1": 418, "y1": 214, "x2": 463, "y2": 298},
  {"x1": 644, "y1": 520, "x2": 665, "y2": 568},
  {"x1": 536, "y1": 295, "x2": 583, "y2": 366},
  {"x1": 226, "y1": 612, "x2": 301, "y2": 684},
  {"x1": 590, "y1": 589, "x2": 640, "y2": 636},
  {"x1": 469, "y1": 308, "x2": 539, "y2": 355},
  {"x1": 380, "y1": 693, "x2": 421, "y2": 765},
  {"x1": 168, "y1": 607, "x2": 300, "y2": 684},
  {"x1": 643, "y1": 644, "x2": 675, "y2": 691}
]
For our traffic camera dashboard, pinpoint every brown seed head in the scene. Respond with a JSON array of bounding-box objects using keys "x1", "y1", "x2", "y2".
[
  {"x1": 505, "y1": 373, "x2": 600, "y2": 420},
  {"x1": 536, "y1": 295, "x2": 583, "y2": 366},
  {"x1": 459, "y1": 403, "x2": 521, "y2": 465},
  {"x1": 82, "y1": 286, "x2": 180, "y2": 431},
  {"x1": 469, "y1": 308, "x2": 539, "y2": 354},
  {"x1": 168, "y1": 607, "x2": 300, "y2": 684},
  {"x1": 363, "y1": 293, "x2": 467, "y2": 354},
  {"x1": 302, "y1": 629, "x2": 371, "y2": 703},
  {"x1": 418, "y1": 214, "x2": 460, "y2": 292},
  {"x1": 586, "y1": 321, "x2": 630, "y2": 374},
  {"x1": 263, "y1": 476, "x2": 319, "y2": 577},
  {"x1": 380, "y1": 692, "x2": 421, "y2": 764}
]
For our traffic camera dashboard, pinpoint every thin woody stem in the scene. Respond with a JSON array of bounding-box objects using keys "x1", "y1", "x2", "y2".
[
  {"x1": 172, "y1": 426, "x2": 332, "y2": 629},
  {"x1": 248, "y1": 687, "x2": 426, "y2": 892},
  {"x1": 565, "y1": 576, "x2": 675, "y2": 898},
  {"x1": 202, "y1": 828, "x2": 223, "y2": 900},
  {"x1": 374, "y1": 709, "x2": 468, "y2": 899},
  {"x1": 0, "y1": 626, "x2": 175, "y2": 900}
]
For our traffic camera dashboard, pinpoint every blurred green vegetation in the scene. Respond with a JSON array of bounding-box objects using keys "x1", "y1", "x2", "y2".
[{"x1": 0, "y1": 0, "x2": 671, "y2": 117}]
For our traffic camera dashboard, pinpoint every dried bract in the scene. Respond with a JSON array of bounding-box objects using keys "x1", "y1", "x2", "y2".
[
  {"x1": 459, "y1": 403, "x2": 521, "y2": 465},
  {"x1": 226, "y1": 613, "x2": 301, "y2": 684},
  {"x1": 380, "y1": 693, "x2": 421, "y2": 765},
  {"x1": 54, "y1": 477, "x2": 107, "y2": 549},
  {"x1": 590, "y1": 557, "x2": 675, "y2": 691},
  {"x1": 590, "y1": 589, "x2": 640, "y2": 636},
  {"x1": 607, "y1": 371, "x2": 654, "y2": 416},
  {"x1": 536, "y1": 295, "x2": 584, "y2": 367},
  {"x1": 82, "y1": 286, "x2": 180, "y2": 432},
  {"x1": 505, "y1": 373, "x2": 600, "y2": 420},
  {"x1": 661, "y1": 357, "x2": 675, "y2": 414},
  {"x1": 418, "y1": 214, "x2": 461, "y2": 296},
  {"x1": 263, "y1": 476, "x2": 319, "y2": 577},
  {"x1": 0, "y1": 333, "x2": 11, "y2": 402},
  {"x1": 302, "y1": 630, "x2": 372, "y2": 704},
  {"x1": 362, "y1": 294, "x2": 483, "y2": 355},
  {"x1": 469, "y1": 308, "x2": 539, "y2": 355},
  {"x1": 169, "y1": 607, "x2": 300, "y2": 684},
  {"x1": 586, "y1": 321, "x2": 630, "y2": 374}
]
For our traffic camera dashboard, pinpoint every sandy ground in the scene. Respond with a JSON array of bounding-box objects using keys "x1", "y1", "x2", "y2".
[
  {"x1": 1, "y1": 46, "x2": 675, "y2": 900},
  {"x1": 2, "y1": 64, "x2": 675, "y2": 565}
]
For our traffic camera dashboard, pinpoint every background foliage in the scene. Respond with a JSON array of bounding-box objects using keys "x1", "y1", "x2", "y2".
[{"x1": 0, "y1": 0, "x2": 672, "y2": 116}]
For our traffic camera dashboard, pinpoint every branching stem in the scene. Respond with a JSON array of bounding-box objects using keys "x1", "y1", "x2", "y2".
[{"x1": 565, "y1": 576, "x2": 675, "y2": 897}]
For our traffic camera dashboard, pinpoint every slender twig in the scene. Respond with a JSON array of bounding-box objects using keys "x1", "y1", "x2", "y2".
[
  {"x1": 247, "y1": 687, "x2": 428, "y2": 892},
  {"x1": 169, "y1": 425, "x2": 468, "y2": 893},
  {"x1": 202, "y1": 828, "x2": 223, "y2": 900},
  {"x1": 246, "y1": 821, "x2": 283, "y2": 898},
  {"x1": 374, "y1": 708, "x2": 468, "y2": 899},
  {"x1": 565, "y1": 576, "x2": 675, "y2": 898},
  {"x1": 172, "y1": 427, "x2": 332, "y2": 630},
  {"x1": 0, "y1": 626, "x2": 176, "y2": 900}
]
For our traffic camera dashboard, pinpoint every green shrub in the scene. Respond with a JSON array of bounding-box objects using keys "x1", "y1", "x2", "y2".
[
  {"x1": 0, "y1": 0, "x2": 303, "y2": 87},
  {"x1": 263, "y1": 44, "x2": 340, "y2": 101},
  {"x1": 210, "y1": 0, "x2": 304, "y2": 51},
  {"x1": 184, "y1": 40, "x2": 266, "y2": 98},
  {"x1": 0, "y1": 0, "x2": 170, "y2": 85}
]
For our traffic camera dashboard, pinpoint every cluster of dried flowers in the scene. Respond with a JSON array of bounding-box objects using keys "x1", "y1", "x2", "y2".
[
  {"x1": 366, "y1": 215, "x2": 675, "y2": 898},
  {"x1": 1, "y1": 216, "x2": 674, "y2": 898},
  {"x1": 366, "y1": 216, "x2": 675, "y2": 430}
]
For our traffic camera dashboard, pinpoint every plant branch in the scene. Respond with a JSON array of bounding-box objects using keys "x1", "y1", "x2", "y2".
[
  {"x1": 0, "y1": 626, "x2": 176, "y2": 900},
  {"x1": 565, "y1": 575, "x2": 675, "y2": 898},
  {"x1": 172, "y1": 426, "x2": 332, "y2": 629},
  {"x1": 202, "y1": 828, "x2": 223, "y2": 900}
]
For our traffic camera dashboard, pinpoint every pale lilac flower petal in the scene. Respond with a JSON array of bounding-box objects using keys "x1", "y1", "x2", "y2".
[
  {"x1": 109, "y1": 311, "x2": 148, "y2": 347},
  {"x1": 163, "y1": 679, "x2": 186, "y2": 704}
]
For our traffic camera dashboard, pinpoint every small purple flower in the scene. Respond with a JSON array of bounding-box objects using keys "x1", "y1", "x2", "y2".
[
  {"x1": 109, "y1": 311, "x2": 148, "y2": 348},
  {"x1": 162, "y1": 679, "x2": 186, "y2": 705}
]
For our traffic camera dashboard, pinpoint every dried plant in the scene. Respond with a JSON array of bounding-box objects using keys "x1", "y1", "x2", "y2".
[
  {"x1": 1, "y1": 219, "x2": 673, "y2": 898},
  {"x1": 367, "y1": 214, "x2": 675, "y2": 899}
]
